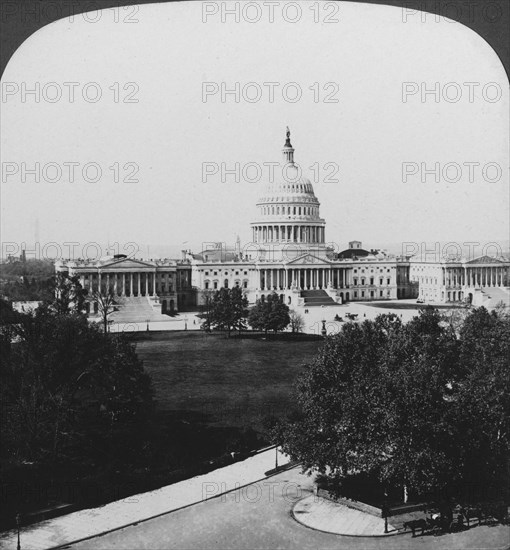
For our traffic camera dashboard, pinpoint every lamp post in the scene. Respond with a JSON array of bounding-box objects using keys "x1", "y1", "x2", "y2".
[
  {"x1": 184, "y1": 316, "x2": 188, "y2": 331},
  {"x1": 275, "y1": 445, "x2": 278, "y2": 469},
  {"x1": 16, "y1": 513, "x2": 21, "y2": 550},
  {"x1": 146, "y1": 318, "x2": 149, "y2": 332},
  {"x1": 383, "y1": 488, "x2": 389, "y2": 534}
]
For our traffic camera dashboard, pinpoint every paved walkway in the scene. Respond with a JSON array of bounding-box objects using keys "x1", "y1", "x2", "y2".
[
  {"x1": 0, "y1": 447, "x2": 289, "y2": 550},
  {"x1": 69, "y1": 466, "x2": 510, "y2": 550},
  {"x1": 107, "y1": 312, "x2": 203, "y2": 333},
  {"x1": 293, "y1": 495, "x2": 396, "y2": 536},
  {"x1": 105, "y1": 301, "x2": 426, "y2": 335}
]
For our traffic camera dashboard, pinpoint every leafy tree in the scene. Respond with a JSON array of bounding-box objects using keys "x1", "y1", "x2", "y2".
[
  {"x1": 452, "y1": 307, "x2": 510, "y2": 502},
  {"x1": 0, "y1": 307, "x2": 153, "y2": 466},
  {"x1": 289, "y1": 310, "x2": 305, "y2": 333},
  {"x1": 248, "y1": 292, "x2": 290, "y2": 335},
  {"x1": 277, "y1": 307, "x2": 479, "y2": 503},
  {"x1": 209, "y1": 286, "x2": 248, "y2": 337},
  {"x1": 379, "y1": 308, "x2": 460, "y2": 500},
  {"x1": 51, "y1": 272, "x2": 87, "y2": 315}
]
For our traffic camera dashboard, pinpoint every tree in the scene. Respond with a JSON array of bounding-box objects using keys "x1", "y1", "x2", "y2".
[
  {"x1": 452, "y1": 307, "x2": 510, "y2": 502},
  {"x1": 441, "y1": 302, "x2": 471, "y2": 334},
  {"x1": 248, "y1": 292, "x2": 290, "y2": 335},
  {"x1": 289, "y1": 310, "x2": 305, "y2": 333},
  {"x1": 198, "y1": 290, "x2": 215, "y2": 328},
  {"x1": 92, "y1": 287, "x2": 122, "y2": 334},
  {"x1": 51, "y1": 272, "x2": 87, "y2": 315},
  {"x1": 208, "y1": 286, "x2": 249, "y2": 337},
  {"x1": 277, "y1": 307, "x2": 478, "y2": 504},
  {"x1": 0, "y1": 307, "x2": 153, "y2": 466},
  {"x1": 379, "y1": 308, "x2": 460, "y2": 500}
]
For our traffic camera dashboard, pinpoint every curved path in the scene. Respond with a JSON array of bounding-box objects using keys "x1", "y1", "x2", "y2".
[{"x1": 293, "y1": 495, "x2": 397, "y2": 536}]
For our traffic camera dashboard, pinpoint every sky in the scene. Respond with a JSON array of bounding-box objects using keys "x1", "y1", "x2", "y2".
[{"x1": 1, "y1": 1, "x2": 508, "y2": 260}]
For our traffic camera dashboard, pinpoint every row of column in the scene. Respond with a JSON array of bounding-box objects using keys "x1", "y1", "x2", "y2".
[
  {"x1": 252, "y1": 225, "x2": 325, "y2": 244},
  {"x1": 80, "y1": 271, "x2": 175, "y2": 297},
  {"x1": 259, "y1": 267, "x2": 348, "y2": 291},
  {"x1": 442, "y1": 266, "x2": 508, "y2": 288}
]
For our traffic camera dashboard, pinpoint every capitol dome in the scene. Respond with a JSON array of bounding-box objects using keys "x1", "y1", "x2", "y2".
[{"x1": 250, "y1": 129, "x2": 326, "y2": 249}]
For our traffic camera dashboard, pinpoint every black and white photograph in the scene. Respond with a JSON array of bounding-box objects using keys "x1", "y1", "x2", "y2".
[{"x1": 0, "y1": 0, "x2": 509, "y2": 548}]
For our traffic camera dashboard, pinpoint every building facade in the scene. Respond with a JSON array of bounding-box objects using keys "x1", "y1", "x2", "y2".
[
  {"x1": 187, "y1": 130, "x2": 412, "y2": 308},
  {"x1": 410, "y1": 255, "x2": 510, "y2": 306},
  {"x1": 56, "y1": 130, "x2": 509, "y2": 314},
  {"x1": 55, "y1": 256, "x2": 193, "y2": 314}
]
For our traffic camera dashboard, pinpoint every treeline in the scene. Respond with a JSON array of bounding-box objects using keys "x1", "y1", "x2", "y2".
[{"x1": 0, "y1": 259, "x2": 55, "y2": 302}]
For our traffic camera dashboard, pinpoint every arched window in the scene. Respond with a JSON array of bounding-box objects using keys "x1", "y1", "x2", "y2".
[
  {"x1": 204, "y1": 281, "x2": 209, "y2": 289},
  {"x1": 224, "y1": 279, "x2": 229, "y2": 288}
]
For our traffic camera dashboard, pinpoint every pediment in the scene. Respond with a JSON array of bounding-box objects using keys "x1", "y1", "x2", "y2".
[
  {"x1": 100, "y1": 258, "x2": 157, "y2": 270},
  {"x1": 466, "y1": 255, "x2": 505, "y2": 265},
  {"x1": 285, "y1": 253, "x2": 332, "y2": 266}
]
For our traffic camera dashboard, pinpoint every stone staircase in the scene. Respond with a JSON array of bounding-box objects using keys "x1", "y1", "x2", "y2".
[
  {"x1": 480, "y1": 286, "x2": 510, "y2": 309},
  {"x1": 300, "y1": 289, "x2": 341, "y2": 307},
  {"x1": 108, "y1": 296, "x2": 170, "y2": 323}
]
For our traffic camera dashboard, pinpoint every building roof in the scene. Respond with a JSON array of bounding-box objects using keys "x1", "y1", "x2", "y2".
[{"x1": 337, "y1": 248, "x2": 371, "y2": 259}]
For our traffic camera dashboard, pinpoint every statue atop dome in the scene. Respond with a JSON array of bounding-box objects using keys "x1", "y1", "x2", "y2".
[{"x1": 284, "y1": 126, "x2": 292, "y2": 148}]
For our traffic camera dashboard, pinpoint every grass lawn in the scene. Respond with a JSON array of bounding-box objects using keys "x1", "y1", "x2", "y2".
[{"x1": 134, "y1": 331, "x2": 322, "y2": 433}]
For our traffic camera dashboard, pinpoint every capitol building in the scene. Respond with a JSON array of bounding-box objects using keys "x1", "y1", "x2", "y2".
[{"x1": 56, "y1": 130, "x2": 510, "y2": 316}]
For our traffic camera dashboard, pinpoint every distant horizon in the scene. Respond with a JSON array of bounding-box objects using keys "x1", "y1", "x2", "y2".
[{"x1": 2, "y1": 238, "x2": 509, "y2": 264}]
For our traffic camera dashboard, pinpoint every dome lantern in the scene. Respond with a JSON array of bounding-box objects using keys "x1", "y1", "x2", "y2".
[{"x1": 282, "y1": 126, "x2": 295, "y2": 165}]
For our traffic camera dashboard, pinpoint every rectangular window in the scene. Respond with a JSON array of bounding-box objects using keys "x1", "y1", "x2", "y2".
[
  {"x1": 361, "y1": 291, "x2": 365, "y2": 297},
  {"x1": 387, "y1": 278, "x2": 390, "y2": 285},
  {"x1": 370, "y1": 278, "x2": 374, "y2": 285}
]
